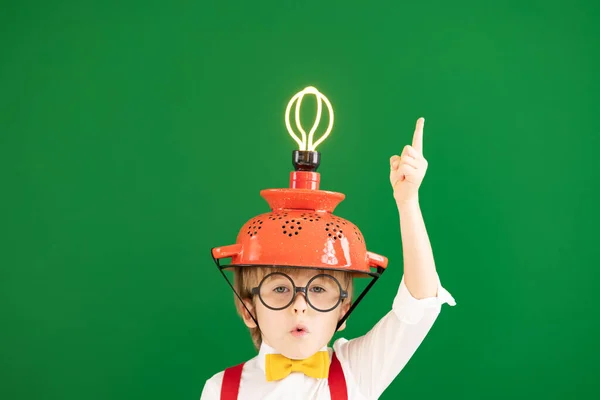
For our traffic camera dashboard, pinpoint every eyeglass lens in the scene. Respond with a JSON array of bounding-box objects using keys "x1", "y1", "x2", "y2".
[{"x1": 258, "y1": 273, "x2": 342, "y2": 311}]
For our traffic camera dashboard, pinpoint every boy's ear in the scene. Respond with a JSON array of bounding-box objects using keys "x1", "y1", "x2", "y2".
[
  {"x1": 240, "y1": 298, "x2": 257, "y2": 328},
  {"x1": 336, "y1": 302, "x2": 351, "y2": 331}
]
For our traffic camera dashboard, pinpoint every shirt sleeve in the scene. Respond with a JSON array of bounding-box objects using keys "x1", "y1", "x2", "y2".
[
  {"x1": 199, "y1": 371, "x2": 223, "y2": 400},
  {"x1": 333, "y1": 274, "x2": 456, "y2": 399}
]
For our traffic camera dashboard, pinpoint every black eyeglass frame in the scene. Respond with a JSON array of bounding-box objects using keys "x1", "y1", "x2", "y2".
[
  {"x1": 211, "y1": 247, "x2": 386, "y2": 331},
  {"x1": 251, "y1": 272, "x2": 349, "y2": 312}
]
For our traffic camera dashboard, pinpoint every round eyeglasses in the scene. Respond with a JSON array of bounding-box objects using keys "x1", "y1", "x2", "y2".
[{"x1": 251, "y1": 272, "x2": 349, "y2": 312}]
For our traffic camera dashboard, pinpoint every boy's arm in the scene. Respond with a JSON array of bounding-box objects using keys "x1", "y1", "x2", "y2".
[
  {"x1": 334, "y1": 118, "x2": 456, "y2": 398},
  {"x1": 334, "y1": 284, "x2": 453, "y2": 398},
  {"x1": 397, "y1": 199, "x2": 440, "y2": 299},
  {"x1": 390, "y1": 117, "x2": 443, "y2": 299}
]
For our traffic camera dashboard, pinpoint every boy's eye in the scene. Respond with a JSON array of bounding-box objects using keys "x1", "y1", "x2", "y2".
[
  {"x1": 273, "y1": 286, "x2": 289, "y2": 293},
  {"x1": 310, "y1": 286, "x2": 326, "y2": 293}
]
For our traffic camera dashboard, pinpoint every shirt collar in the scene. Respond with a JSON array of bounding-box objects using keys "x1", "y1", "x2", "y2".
[{"x1": 257, "y1": 341, "x2": 328, "y2": 373}]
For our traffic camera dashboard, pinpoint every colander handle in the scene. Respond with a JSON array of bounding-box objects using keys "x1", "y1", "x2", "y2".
[
  {"x1": 212, "y1": 244, "x2": 243, "y2": 260},
  {"x1": 366, "y1": 251, "x2": 388, "y2": 269}
]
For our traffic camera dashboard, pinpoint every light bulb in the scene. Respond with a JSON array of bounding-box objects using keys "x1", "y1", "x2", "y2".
[{"x1": 284, "y1": 86, "x2": 334, "y2": 151}]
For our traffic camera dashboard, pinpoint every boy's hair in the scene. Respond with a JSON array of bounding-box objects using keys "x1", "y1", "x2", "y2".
[{"x1": 233, "y1": 266, "x2": 354, "y2": 350}]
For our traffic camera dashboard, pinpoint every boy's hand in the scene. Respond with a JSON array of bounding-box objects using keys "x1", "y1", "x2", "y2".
[{"x1": 389, "y1": 117, "x2": 428, "y2": 205}]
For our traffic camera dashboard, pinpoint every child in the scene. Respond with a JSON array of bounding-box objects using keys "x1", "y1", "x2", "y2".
[{"x1": 201, "y1": 118, "x2": 456, "y2": 399}]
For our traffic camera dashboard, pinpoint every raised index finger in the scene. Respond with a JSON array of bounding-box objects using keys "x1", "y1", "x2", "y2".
[{"x1": 412, "y1": 117, "x2": 424, "y2": 155}]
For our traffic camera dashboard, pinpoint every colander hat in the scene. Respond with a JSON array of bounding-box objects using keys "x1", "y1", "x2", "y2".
[{"x1": 211, "y1": 187, "x2": 388, "y2": 275}]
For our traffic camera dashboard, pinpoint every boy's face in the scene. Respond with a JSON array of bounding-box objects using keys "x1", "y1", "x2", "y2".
[{"x1": 242, "y1": 268, "x2": 351, "y2": 360}]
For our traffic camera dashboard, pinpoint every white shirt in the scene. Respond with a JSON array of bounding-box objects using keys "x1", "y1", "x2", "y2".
[{"x1": 200, "y1": 275, "x2": 456, "y2": 400}]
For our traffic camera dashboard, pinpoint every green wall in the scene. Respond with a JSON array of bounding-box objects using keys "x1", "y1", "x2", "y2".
[{"x1": 2, "y1": 0, "x2": 599, "y2": 399}]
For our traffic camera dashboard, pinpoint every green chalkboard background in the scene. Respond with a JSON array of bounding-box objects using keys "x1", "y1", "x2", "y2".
[{"x1": 2, "y1": 0, "x2": 599, "y2": 399}]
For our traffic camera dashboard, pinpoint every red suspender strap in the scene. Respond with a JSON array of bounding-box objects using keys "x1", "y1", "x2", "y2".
[
  {"x1": 220, "y1": 362, "x2": 245, "y2": 400},
  {"x1": 328, "y1": 353, "x2": 348, "y2": 400},
  {"x1": 219, "y1": 354, "x2": 347, "y2": 400}
]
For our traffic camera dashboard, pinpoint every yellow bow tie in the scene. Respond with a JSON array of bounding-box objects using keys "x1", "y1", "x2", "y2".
[{"x1": 265, "y1": 351, "x2": 329, "y2": 381}]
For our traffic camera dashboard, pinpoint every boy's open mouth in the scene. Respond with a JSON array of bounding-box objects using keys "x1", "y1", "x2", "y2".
[{"x1": 291, "y1": 324, "x2": 308, "y2": 336}]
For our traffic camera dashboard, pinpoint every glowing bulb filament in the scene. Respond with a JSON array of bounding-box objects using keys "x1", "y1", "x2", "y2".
[{"x1": 284, "y1": 86, "x2": 334, "y2": 151}]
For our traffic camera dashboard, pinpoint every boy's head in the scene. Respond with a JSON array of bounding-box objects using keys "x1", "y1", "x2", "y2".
[{"x1": 233, "y1": 266, "x2": 353, "y2": 359}]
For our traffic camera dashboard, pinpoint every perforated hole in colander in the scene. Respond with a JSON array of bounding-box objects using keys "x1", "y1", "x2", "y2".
[
  {"x1": 299, "y1": 212, "x2": 321, "y2": 222},
  {"x1": 332, "y1": 216, "x2": 347, "y2": 226},
  {"x1": 353, "y1": 225, "x2": 363, "y2": 242},
  {"x1": 281, "y1": 218, "x2": 302, "y2": 237},
  {"x1": 325, "y1": 222, "x2": 344, "y2": 241},
  {"x1": 268, "y1": 212, "x2": 289, "y2": 221},
  {"x1": 246, "y1": 218, "x2": 263, "y2": 237}
]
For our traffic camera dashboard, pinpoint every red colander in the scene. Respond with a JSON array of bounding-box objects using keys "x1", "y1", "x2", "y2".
[{"x1": 211, "y1": 171, "x2": 388, "y2": 276}]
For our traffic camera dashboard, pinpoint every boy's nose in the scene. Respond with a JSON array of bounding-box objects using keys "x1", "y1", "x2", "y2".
[{"x1": 292, "y1": 292, "x2": 308, "y2": 313}]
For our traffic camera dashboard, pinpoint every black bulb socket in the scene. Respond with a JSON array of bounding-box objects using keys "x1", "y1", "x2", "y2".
[{"x1": 292, "y1": 150, "x2": 321, "y2": 172}]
